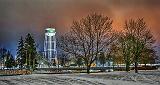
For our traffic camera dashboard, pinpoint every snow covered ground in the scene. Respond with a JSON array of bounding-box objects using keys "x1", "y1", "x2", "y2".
[{"x1": 0, "y1": 70, "x2": 160, "y2": 85}]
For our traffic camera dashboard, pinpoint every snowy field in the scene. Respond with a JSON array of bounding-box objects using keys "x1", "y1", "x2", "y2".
[{"x1": 0, "y1": 70, "x2": 160, "y2": 85}]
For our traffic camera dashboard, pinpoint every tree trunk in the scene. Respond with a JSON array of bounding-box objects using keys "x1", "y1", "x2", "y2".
[
  {"x1": 33, "y1": 58, "x2": 35, "y2": 70},
  {"x1": 135, "y1": 61, "x2": 138, "y2": 73},
  {"x1": 29, "y1": 53, "x2": 31, "y2": 69},
  {"x1": 26, "y1": 51, "x2": 28, "y2": 66},
  {"x1": 145, "y1": 63, "x2": 147, "y2": 71},
  {"x1": 126, "y1": 61, "x2": 130, "y2": 72},
  {"x1": 87, "y1": 65, "x2": 91, "y2": 74},
  {"x1": 58, "y1": 59, "x2": 59, "y2": 72}
]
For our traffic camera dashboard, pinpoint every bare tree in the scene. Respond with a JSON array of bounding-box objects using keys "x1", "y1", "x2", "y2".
[
  {"x1": 124, "y1": 18, "x2": 155, "y2": 73},
  {"x1": 59, "y1": 13, "x2": 115, "y2": 73},
  {"x1": 58, "y1": 33, "x2": 80, "y2": 59},
  {"x1": 118, "y1": 32, "x2": 134, "y2": 72},
  {"x1": 140, "y1": 46, "x2": 156, "y2": 70}
]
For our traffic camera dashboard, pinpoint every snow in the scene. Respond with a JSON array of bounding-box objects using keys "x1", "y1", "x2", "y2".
[{"x1": 0, "y1": 70, "x2": 160, "y2": 85}]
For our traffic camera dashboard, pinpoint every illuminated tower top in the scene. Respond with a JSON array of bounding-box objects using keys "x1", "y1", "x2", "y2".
[{"x1": 45, "y1": 28, "x2": 56, "y2": 36}]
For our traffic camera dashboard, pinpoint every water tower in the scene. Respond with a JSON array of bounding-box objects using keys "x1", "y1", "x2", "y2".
[{"x1": 44, "y1": 28, "x2": 57, "y2": 65}]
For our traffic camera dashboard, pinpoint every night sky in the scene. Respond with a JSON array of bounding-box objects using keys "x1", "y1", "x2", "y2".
[{"x1": 0, "y1": 0, "x2": 160, "y2": 56}]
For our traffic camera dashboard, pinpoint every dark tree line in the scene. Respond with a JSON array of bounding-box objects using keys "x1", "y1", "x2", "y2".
[
  {"x1": 0, "y1": 48, "x2": 15, "y2": 68},
  {"x1": 58, "y1": 13, "x2": 157, "y2": 73}
]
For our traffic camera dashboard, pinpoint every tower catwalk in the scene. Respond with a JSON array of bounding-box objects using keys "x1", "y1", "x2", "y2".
[{"x1": 44, "y1": 28, "x2": 57, "y2": 66}]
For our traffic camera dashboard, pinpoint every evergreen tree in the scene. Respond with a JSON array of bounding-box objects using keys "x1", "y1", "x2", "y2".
[
  {"x1": 0, "y1": 48, "x2": 8, "y2": 68},
  {"x1": 24, "y1": 33, "x2": 37, "y2": 70},
  {"x1": 0, "y1": 48, "x2": 7, "y2": 60},
  {"x1": 5, "y1": 51, "x2": 15, "y2": 68},
  {"x1": 16, "y1": 36, "x2": 25, "y2": 68}
]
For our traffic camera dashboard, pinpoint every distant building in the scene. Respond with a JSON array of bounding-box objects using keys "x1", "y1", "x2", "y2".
[{"x1": 44, "y1": 28, "x2": 57, "y2": 65}]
